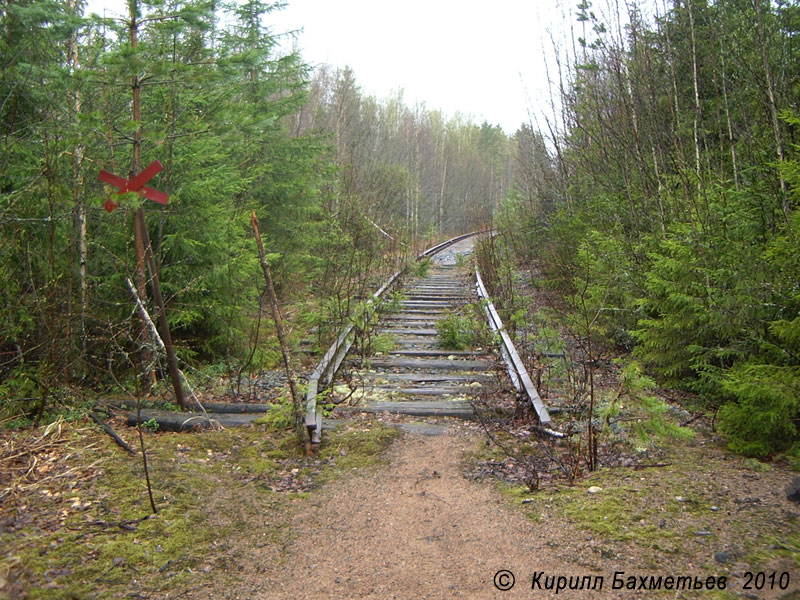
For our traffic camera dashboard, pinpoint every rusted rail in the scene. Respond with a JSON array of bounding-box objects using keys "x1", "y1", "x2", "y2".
[
  {"x1": 304, "y1": 231, "x2": 487, "y2": 446},
  {"x1": 304, "y1": 229, "x2": 556, "y2": 446},
  {"x1": 474, "y1": 268, "x2": 553, "y2": 427},
  {"x1": 416, "y1": 230, "x2": 490, "y2": 259},
  {"x1": 304, "y1": 269, "x2": 404, "y2": 444}
]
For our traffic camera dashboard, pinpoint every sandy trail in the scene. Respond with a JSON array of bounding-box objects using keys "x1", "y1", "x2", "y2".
[{"x1": 244, "y1": 428, "x2": 569, "y2": 600}]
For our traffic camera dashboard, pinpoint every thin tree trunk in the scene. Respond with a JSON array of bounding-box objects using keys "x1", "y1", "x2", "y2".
[
  {"x1": 438, "y1": 157, "x2": 447, "y2": 232},
  {"x1": 134, "y1": 209, "x2": 187, "y2": 410},
  {"x1": 687, "y1": 1, "x2": 703, "y2": 186},
  {"x1": 69, "y1": 0, "x2": 87, "y2": 378},
  {"x1": 663, "y1": 4, "x2": 697, "y2": 230},
  {"x1": 753, "y1": 0, "x2": 788, "y2": 220},
  {"x1": 128, "y1": 0, "x2": 154, "y2": 392},
  {"x1": 250, "y1": 211, "x2": 309, "y2": 452},
  {"x1": 719, "y1": 50, "x2": 739, "y2": 190}
]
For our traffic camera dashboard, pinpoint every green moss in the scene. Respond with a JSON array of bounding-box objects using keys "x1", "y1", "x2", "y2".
[
  {"x1": 318, "y1": 422, "x2": 402, "y2": 475},
  {"x1": 745, "y1": 532, "x2": 800, "y2": 569},
  {"x1": 2, "y1": 426, "x2": 293, "y2": 598},
  {"x1": 4, "y1": 416, "x2": 404, "y2": 598},
  {"x1": 742, "y1": 457, "x2": 772, "y2": 473},
  {"x1": 497, "y1": 483, "x2": 543, "y2": 521}
]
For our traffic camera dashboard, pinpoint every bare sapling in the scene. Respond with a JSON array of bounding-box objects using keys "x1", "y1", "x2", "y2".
[{"x1": 250, "y1": 211, "x2": 309, "y2": 452}]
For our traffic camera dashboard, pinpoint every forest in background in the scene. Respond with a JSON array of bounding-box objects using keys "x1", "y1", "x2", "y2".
[
  {"x1": 1, "y1": 0, "x2": 799, "y2": 459},
  {"x1": 0, "y1": 0, "x2": 515, "y2": 422}
]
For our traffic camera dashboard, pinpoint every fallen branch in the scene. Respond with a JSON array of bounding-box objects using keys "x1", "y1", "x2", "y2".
[
  {"x1": 251, "y1": 211, "x2": 308, "y2": 452},
  {"x1": 680, "y1": 413, "x2": 703, "y2": 427},
  {"x1": 363, "y1": 215, "x2": 407, "y2": 246},
  {"x1": 89, "y1": 412, "x2": 135, "y2": 455},
  {"x1": 125, "y1": 277, "x2": 214, "y2": 427}
]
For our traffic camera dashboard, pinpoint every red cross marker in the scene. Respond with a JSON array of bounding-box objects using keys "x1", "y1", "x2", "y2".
[{"x1": 98, "y1": 160, "x2": 169, "y2": 212}]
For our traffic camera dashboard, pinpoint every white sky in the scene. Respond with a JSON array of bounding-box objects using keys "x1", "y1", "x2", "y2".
[
  {"x1": 87, "y1": 0, "x2": 639, "y2": 134},
  {"x1": 266, "y1": 0, "x2": 572, "y2": 134}
]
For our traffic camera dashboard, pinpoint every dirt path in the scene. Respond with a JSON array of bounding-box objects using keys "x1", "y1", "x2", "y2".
[
  {"x1": 204, "y1": 426, "x2": 573, "y2": 600},
  {"x1": 161, "y1": 416, "x2": 800, "y2": 600}
]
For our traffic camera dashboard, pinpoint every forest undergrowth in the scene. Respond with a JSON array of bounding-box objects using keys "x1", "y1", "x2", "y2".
[{"x1": 464, "y1": 239, "x2": 800, "y2": 595}]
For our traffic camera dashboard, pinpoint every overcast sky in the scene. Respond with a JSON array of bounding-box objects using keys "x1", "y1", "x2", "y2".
[
  {"x1": 266, "y1": 0, "x2": 571, "y2": 133},
  {"x1": 86, "y1": 0, "x2": 642, "y2": 134}
]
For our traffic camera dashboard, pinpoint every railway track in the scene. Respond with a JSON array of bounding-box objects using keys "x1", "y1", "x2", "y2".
[
  {"x1": 335, "y1": 236, "x2": 496, "y2": 420},
  {"x1": 299, "y1": 231, "x2": 552, "y2": 448},
  {"x1": 127, "y1": 231, "x2": 552, "y2": 438},
  {"x1": 305, "y1": 231, "x2": 552, "y2": 445}
]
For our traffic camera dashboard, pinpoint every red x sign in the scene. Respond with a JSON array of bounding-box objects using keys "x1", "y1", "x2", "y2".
[{"x1": 98, "y1": 160, "x2": 169, "y2": 212}]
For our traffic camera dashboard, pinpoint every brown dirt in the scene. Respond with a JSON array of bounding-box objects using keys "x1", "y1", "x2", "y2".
[
  {"x1": 186, "y1": 426, "x2": 568, "y2": 600},
  {"x1": 171, "y1": 415, "x2": 800, "y2": 600},
  {"x1": 4, "y1": 414, "x2": 800, "y2": 600}
]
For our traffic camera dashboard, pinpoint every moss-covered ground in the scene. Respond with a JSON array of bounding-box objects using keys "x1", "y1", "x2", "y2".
[
  {"x1": 465, "y1": 424, "x2": 800, "y2": 598},
  {"x1": 0, "y1": 416, "x2": 400, "y2": 599}
]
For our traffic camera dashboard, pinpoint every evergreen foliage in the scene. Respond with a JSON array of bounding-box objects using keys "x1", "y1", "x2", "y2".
[
  {"x1": 0, "y1": 0, "x2": 330, "y2": 417},
  {"x1": 498, "y1": 0, "x2": 800, "y2": 456},
  {"x1": 0, "y1": 0, "x2": 510, "y2": 423}
]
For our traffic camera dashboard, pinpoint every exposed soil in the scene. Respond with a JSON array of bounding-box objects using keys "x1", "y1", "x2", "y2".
[
  {"x1": 184, "y1": 423, "x2": 569, "y2": 600},
  {"x1": 170, "y1": 415, "x2": 800, "y2": 600},
  {"x1": 3, "y1": 409, "x2": 800, "y2": 600}
]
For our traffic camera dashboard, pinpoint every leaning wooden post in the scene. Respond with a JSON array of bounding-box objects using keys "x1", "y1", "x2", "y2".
[{"x1": 250, "y1": 211, "x2": 309, "y2": 452}]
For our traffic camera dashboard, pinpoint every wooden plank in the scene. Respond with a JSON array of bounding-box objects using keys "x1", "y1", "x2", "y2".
[
  {"x1": 369, "y1": 386, "x2": 479, "y2": 396},
  {"x1": 393, "y1": 338, "x2": 445, "y2": 347},
  {"x1": 387, "y1": 349, "x2": 478, "y2": 357},
  {"x1": 366, "y1": 373, "x2": 494, "y2": 383},
  {"x1": 378, "y1": 328, "x2": 439, "y2": 336},
  {"x1": 364, "y1": 358, "x2": 493, "y2": 370},
  {"x1": 335, "y1": 401, "x2": 475, "y2": 418}
]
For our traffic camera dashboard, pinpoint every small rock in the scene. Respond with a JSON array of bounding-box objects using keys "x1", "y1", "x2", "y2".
[
  {"x1": 675, "y1": 496, "x2": 685, "y2": 502},
  {"x1": 714, "y1": 551, "x2": 731, "y2": 564},
  {"x1": 587, "y1": 486, "x2": 602, "y2": 494},
  {"x1": 787, "y1": 477, "x2": 800, "y2": 503}
]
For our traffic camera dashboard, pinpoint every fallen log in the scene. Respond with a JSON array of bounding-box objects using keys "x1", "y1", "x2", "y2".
[{"x1": 126, "y1": 409, "x2": 268, "y2": 432}]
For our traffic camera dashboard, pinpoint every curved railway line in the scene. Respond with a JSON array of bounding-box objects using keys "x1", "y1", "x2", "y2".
[
  {"x1": 306, "y1": 231, "x2": 553, "y2": 446},
  {"x1": 126, "y1": 231, "x2": 554, "y2": 440}
]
